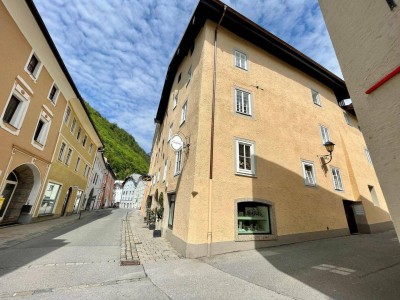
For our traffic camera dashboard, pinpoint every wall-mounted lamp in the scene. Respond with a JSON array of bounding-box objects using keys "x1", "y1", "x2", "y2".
[{"x1": 319, "y1": 141, "x2": 335, "y2": 165}]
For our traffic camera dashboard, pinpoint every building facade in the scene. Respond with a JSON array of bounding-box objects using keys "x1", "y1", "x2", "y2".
[
  {"x1": 121, "y1": 174, "x2": 147, "y2": 209},
  {"x1": 83, "y1": 151, "x2": 104, "y2": 210},
  {"x1": 319, "y1": 0, "x2": 400, "y2": 239},
  {"x1": 142, "y1": 0, "x2": 393, "y2": 258},
  {"x1": 113, "y1": 180, "x2": 124, "y2": 206},
  {"x1": 0, "y1": 0, "x2": 102, "y2": 224},
  {"x1": 98, "y1": 162, "x2": 115, "y2": 208}
]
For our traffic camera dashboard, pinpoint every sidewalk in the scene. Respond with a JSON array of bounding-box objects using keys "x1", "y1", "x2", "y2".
[{"x1": 0, "y1": 209, "x2": 104, "y2": 248}]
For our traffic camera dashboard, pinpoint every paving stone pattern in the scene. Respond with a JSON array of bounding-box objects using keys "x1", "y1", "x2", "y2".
[
  {"x1": 120, "y1": 219, "x2": 140, "y2": 265},
  {"x1": 128, "y1": 211, "x2": 181, "y2": 264}
]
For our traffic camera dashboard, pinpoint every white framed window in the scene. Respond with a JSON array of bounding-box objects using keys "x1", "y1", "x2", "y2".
[
  {"x1": 76, "y1": 127, "x2": 82, "y2": 141},
  {"x1": 180, "y1": 101, "x2": 187, "y2": 125},
  {"x1": 319, "y1": 125, "x2": 330, "y2": 144},
  {"x1": 1, "y1": 84, "x2": 31, "y2": 134},
  {"x1": 24, "y1": 51, "x2": 43, "y2": 81},
  {"x1": 301, "y1": 161, "x2": 316, "y2": 186},
  {"x1": 64, "y1": 106, "x2": 71, "y2": 124},
  {"x1": 70, "y1": 118, "x2": 76, "y2": 133},
  {"x1": 83, "y1": 164, "x2": 88, "y2": 177},
  {"x1": 368, "y1": 185, "x2": 379, "y2": 206},
  {"x1": 168, "y1": 124, "x2": 173, "y2": 141},
  {"x1": 157, "y1": 169, "x2": 160, "y2": 182},
  {"x1": 174, "y1": 149, "x2": 182, "y2": 175},
  {"x1": 186, "y1": 65, "x2": 192, "y2": 86},
  {"x1": 58, "y1": 142, "x2": 66, "y2": 161},
  {"x1": 235, "y1": 50, "x2": 247, "y2": 70},
  {"x1": 163, "y1": 160, "x2": 168, "y2": 182},
  {"x1": 48, "y1": 83, "x2": 60, "y2": 105},
  {"x1": 331, "y1": 167, "x2": 343, "y2": 191},
  {"x1": 38, "y1": 182, "x2": 61, "y2": 215},
  {"x1": 32, "y1": 111, "x2": 51, "y2": 148},
  {"x1": 235, "y1": 139, "x2": 255, "y2": 175},
  {"x1": 343, "y1": 111, "x2": 351, "y2": 126},
  {"x1": 235, "y1": 88, "x2": 251, "y2": 116},
  {"x1": 365, "y1": 148, "x2": 373, "y2": 164},
  {"x1": 65, "y1": 148, "x2": 73, "y2": 165},
  {"x1": 82, "y1": 135, "x2": 87, "y2": 147},
  {"x1": 75, "y1": 157, "x2": 81, "y2": 172},
  {"x1": 86, "y1": 167, "x2": 91, "y2": 178},
  {"x1": 311, "y1": 89, "x2": 321, "y2": 106},
  {"x1": 89, "y1": 143, "x2": 93, "y2": 154},
  {"x1": 173, "y1": 92, "x2": 178, "y2": 109}
]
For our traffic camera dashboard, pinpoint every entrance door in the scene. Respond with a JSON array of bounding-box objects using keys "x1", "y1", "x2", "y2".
[
  {"x1": 61, "y1": 187, "x2": 72, "y2": 216},
  {"x1": 0, "y1": 182, "x2": 18, "y2": 220},
  {"x1": 343, "y1": 200, "x2": 358, "y2": 234}
]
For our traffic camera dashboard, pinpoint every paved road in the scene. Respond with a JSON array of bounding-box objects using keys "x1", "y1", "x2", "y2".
[{"x1": 1, "y1": 209, "x2": 400, "y2": 299}]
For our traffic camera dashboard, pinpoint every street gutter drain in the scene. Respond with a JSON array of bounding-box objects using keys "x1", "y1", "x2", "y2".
[{"x1": 120, "y1": 260, "x2": 140, "y2": 266}]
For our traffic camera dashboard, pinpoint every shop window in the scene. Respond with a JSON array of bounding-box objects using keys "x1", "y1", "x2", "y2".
[
  {"x1": 237, "y1": 202, "x2": 271, "y2": 235},
  {"x1": 38, "y1": 182, "x2": 61, "y2": 215},
  {"x1": 168, "y1": 194, "x2": 176, "y2": 229}
]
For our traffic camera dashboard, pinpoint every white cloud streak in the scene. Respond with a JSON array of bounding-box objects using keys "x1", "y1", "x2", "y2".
[{"x1": 33, "y1": 0, "x2": 342, "y2": 152}]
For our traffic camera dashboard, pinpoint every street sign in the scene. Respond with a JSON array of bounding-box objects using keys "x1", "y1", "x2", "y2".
[{"x1": 170, "y1": 134, "x2": 184, "y2": 151}]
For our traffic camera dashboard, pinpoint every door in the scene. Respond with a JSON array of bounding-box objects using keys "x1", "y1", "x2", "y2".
[
  {"x1": 343, "y1": 200, "x2": 358, "y2": 234},
  {"x1": 61, "y1": 187, "x2": 72, "y2": 216}
]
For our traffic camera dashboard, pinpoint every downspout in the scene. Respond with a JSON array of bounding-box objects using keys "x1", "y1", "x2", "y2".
[{"x1": 208, "y1": 5, "x2": 227, "y2": 257}]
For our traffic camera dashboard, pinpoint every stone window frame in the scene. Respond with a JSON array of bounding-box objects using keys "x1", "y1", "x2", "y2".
[{"x1": 234, "y1": 198, "x2": 277, "y2": 242}]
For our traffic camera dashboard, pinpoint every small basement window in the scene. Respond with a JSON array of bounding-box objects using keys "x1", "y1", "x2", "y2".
[{"x1": 237, "y1": 202, "x2": 271, "y2": 235}]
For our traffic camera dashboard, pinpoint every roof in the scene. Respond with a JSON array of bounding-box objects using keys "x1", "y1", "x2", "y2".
[
  {"x1": 155, "y1": 0, "x2": 350, "y2": 122},
  {"x1": 25, "y1": 0, "x2": 104, "y2": 147}
]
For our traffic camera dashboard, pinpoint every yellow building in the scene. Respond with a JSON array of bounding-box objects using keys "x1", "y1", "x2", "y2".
[
  {"x1": 319, "y1": 1, "x2": 400, "y2": 240},
  {"x1": 0, "y1": 0, "x2": 102, "y2": 224},
  {"x1": 142, "y1": 0, "x2": 393, "y2": 258}
]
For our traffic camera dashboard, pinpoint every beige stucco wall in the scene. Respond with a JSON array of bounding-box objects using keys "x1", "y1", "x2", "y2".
[
  {"x1": 319, "y1": 1, "x2": 400, "y2": 236},
  {"x1": 145, "y1": 18, "x2": 392, "y2": 257}
]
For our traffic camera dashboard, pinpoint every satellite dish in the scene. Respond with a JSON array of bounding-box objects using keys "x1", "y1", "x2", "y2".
[{"x1": 170, "y1": 134, "x2": 184, "y2": 151}]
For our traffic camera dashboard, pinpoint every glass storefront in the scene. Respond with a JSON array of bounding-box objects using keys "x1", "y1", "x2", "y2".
[{"x1": 38, "y1": 182, "x2": 61, "y2": 215}]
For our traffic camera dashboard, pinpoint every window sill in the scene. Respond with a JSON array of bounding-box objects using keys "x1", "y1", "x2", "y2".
[
  {"x1": 235, "y1": 233, "x2": 276, "y2": 242},
  {"x1": 0, "y1": 122, "x2": 20, "y2": 135},
  {"x1": 235, "y1": 173, "x2": 257, "y2": 179},
  {"x1": 31, "y1": 140, "x2": 45, "y2": 151},
  {"x1": 235, "y1": 66, "x2": 248, "y2": 71}
]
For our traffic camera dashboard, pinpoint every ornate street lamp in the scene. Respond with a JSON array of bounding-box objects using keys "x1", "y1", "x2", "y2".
[{"x1": 320, "y1": 141, "x2": 335, "y2": 165}]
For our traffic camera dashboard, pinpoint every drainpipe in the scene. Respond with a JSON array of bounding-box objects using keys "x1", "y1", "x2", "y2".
[{"x1": 208, "y1": 5, "x2": 227, "y2": 257}]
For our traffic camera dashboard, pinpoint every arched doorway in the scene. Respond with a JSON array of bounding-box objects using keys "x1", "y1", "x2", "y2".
[
  {"x1": 0, "y1": 164, "x2": 41, "y2": 224},
  {"x1": 61, "y1": 187, "x2": 72, "y2": 216}
]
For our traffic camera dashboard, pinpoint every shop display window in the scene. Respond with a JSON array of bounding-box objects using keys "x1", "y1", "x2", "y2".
[{"x1": 237, "y1": 202, "x2": 271, "y2": 235}]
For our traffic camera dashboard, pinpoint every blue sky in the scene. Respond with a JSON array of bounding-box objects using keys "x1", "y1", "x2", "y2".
[{"x1": 33, "y1": 0, "x2": 342, "y2": 152}]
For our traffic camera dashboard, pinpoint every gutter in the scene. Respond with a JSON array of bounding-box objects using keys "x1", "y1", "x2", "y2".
[{"x1": 207, "y1": 4, "x2": 227, "y2": 257}]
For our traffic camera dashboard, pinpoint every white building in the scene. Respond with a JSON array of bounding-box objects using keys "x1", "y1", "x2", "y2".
[
  {"x1": 83, "y1": 151, "x2": 105, "y2": 210},
  {"x1": 113, "y1": 180, "x2": 123, "y2": 206},
  {"x1": 120, "y1": 174, "x2": 147, "y2": 209}
]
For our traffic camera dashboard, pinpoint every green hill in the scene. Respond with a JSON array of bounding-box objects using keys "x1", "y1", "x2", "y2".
[{"x1": 85, "y1": 102, "x2": 150, "y2": 179}]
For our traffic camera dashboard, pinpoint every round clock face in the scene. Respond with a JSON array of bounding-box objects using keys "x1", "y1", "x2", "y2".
[{"x1": 170, "y1": 135, "x2": 184, "y2": 151}]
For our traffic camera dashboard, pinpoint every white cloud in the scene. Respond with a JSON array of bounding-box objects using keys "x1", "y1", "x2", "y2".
[{"x1": 33, "y1": 0, "x2": 342, "y2": 152}]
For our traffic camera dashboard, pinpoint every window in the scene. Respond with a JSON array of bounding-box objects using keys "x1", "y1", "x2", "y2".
[
  {"x1": 302, "y1": 161, "x2": 316, "y2": 186},
  {"x1": 331, "y1": 167, "x2": 343, "y2": 191},
  {"x1": 25, "y1": 52, "x2": 42, "y2": 79},
  {"x1": 157, "y1": 169, "x2": 160, "y2": 182},
  {"x1": 32, "y1": 112, "x2": 51, "y2": 147},
  {"x1": 83, "y1": 164, "x2": 88, "y2": 177},
  {"x1": 64, "y1": 106, "x2": 71, "y2": 124},
  {"x1": 168, "y1": 124, "x2": 173, "y2": 141},
  {"x1": 186, "y1": 65, "x2": 192, "y2": 86},
  {"x1": 174, "y1": 149, "x2": 182, "y2": 175},
  {"x1": 1, "y1": 84, "x2": 31, "y2": 132},
  {"x1": 365, "y1": 148, "x2": 373, "y2": 164},
  {"x1": 48, "y1": 84, "x2": 59, "y2": 104},
  {"x1": 235, "y1": 50, "x2": 247, "y2": 70},
  {"x1": 343, "y1": 112, "x2": 352, "y2": 126},
  {"x1": 75, "y1": 157, "x2": 81, "y2": 172},
  {"x1": 58, "y1": 142, "x2": 66, "y2": 161},
  {"x1": 76, "y1": 127, "x2": 82, "y2": 141},
  {"x1": 38, "y1": 182, "x2": 61, "y2": 215},
  {"x1": 235, "y1": 89, "x2": 251, "y2": 116},
  {"x1": 168, "y1": 194, "x2": 176, "y2": 229},
  {"x1": 177, "y1": 72, "x2": 181, "y2": 83},
  {"x1": 237, "y1": 202, "x2": 271, "y2": 235},
  {"x1": 386, "y1": 0, "x2": 397, "y2": 10},
  {"x1": 89, "y1": 143, "x2": 93, "y2": 154},
  {"x1": 173, "y1": 92, "x2": 178, "y2": 109},
  {"x1": 319, "y1": 125, "x2": 330, "y2": 144},
  {"x1": 70, "y1": 118, "x2": 76, "y2": 133},
  {"x1": 82, "y1": 135, "x2": 87, "y2": 147},
  {"x1": 368, "y1": 185, "x2": 380, "y2": 206},
  {"x1": 163, "y1": 160, "x2": 168, "y2": 182},
  {"x1": 65, "y1": 148, "x2": 73, "y2": 165},
  {"x1": 180, "y1": 101, "x2": 187, "y2": 125},
  {"x1": 235, "y1": 139, "x2": 255, "y2": 175},
  {"x1": 311, "y1": 90, "x2": 321, "y2": 106}
]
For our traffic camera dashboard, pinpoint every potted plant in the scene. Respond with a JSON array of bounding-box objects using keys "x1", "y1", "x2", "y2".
[{"x1": 153, "y1": 193, "x2": 164, "y2": 237}]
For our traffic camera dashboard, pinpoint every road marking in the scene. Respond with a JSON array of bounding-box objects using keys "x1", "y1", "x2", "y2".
[{"x1": 312, "y1": 264, "x2": 356, "y2": 275}]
